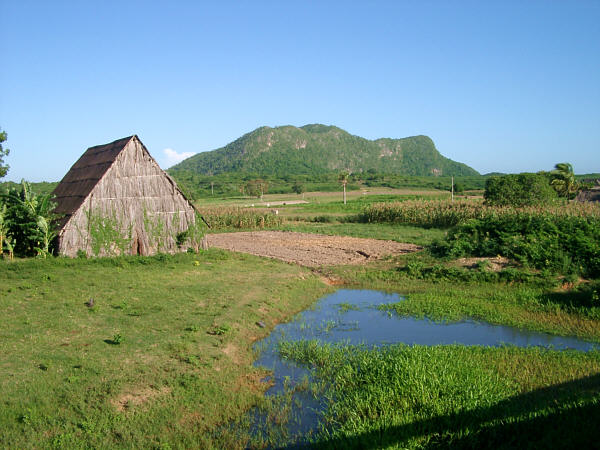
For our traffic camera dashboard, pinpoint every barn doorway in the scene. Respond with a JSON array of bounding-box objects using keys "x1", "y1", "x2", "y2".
[{"x1": 131, "y1": 229, "x2": 145, "y2": 255}]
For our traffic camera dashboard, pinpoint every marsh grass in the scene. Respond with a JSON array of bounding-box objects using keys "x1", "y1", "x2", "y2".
[
  {"x1": 278, "y1": 340, "x2": 600, "y2": 448},
  {"x1": 335, "y1": 302, "x2": 361, "y2": 313}
]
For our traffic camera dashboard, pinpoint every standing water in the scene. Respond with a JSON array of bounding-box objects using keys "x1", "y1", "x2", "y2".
[{"x1": 252, "y1": 289, "x2": 599, "y2": 444}]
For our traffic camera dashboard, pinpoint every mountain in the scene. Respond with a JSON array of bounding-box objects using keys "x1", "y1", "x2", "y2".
[{"x1": 170, "y1": 124, "x2": 479, "y2": 177}]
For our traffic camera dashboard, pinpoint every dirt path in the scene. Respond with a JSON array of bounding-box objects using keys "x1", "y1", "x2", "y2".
[{"x1": 206, "y1": 231, "x2": 421, "y2": 267}]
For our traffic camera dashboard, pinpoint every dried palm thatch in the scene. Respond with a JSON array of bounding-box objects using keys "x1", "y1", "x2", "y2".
[{"x1": 52, "y1": 135, "x2": 198, "y2": 257}]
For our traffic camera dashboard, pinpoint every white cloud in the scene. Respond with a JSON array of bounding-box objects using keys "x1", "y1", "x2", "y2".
[{"x1": 163, "y1": 148, "x2": 196, "y2": 167}]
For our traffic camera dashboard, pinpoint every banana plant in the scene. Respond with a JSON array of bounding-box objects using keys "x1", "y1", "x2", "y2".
[
  {"x1": 0, "y1": 203, "x2": 7, "y2": 257},
  {"x1": 4, "y1": 236, "x2": 15, "y2": 260},
  {"x1": 1, "y1": 180, "x2": 57, "y2": 257},
  {"x1": 34, "y1": 215, "x2": 56, "y2": 258}
]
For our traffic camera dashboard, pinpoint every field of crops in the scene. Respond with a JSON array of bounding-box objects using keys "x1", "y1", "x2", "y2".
[
  {"x1": 359, "y1": 199, "x2": 600, "y2": 228},
  {"x1": 198, "y1": 207, "x2": 283, "y2": 230}
]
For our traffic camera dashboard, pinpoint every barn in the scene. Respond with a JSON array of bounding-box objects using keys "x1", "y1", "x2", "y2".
[{"x1": 52, "y1": 135, "x2": 198, "y2": 257}]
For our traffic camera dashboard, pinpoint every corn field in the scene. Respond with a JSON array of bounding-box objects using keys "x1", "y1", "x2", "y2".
[
  {"x1": 198, "y1": 207, "x2": 283, "y2": 230},
  {"x1": 358, "y1": 199, "x2": 600, "y2": 228}
]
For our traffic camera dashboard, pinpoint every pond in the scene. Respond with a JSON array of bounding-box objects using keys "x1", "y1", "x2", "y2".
[{"x1": 252, "y1": 289, "x2": 599, "y2": 444}]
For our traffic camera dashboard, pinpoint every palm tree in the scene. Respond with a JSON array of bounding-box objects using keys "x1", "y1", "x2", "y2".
[
  {"x1": 551, "y1": 162, "x2": 579, "y2": 199},
  {"x1": 338, "y1": 171, "x2": 350, "y2": 205}
]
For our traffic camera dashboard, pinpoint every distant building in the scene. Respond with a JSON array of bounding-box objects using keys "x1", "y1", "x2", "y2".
[
  {"x1": 576, "y1": 186, "x2": 600, "y2": 203},
  {"x1": 52, "y1": 135, "x2": 197, "y2": 257}
]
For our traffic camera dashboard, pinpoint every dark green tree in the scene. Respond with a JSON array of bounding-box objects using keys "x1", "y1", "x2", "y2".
[
  {"x1": 291, "y1": 181, "x2": 304, "y2": 195},
  {"x1": 245, "y1": 179, "x2": 268, "y2": 199},
  {"x1": 453, "y1": 182, "x2": 464, "y2": 193}
]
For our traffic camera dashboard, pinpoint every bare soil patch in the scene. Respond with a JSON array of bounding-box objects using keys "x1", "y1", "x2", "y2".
[
  {"x1": 452, "y1": 256, "x2": 515, "y2": 272},
  {"x1": 222, "y1": 343, "x2": 243, "y2": 365},
  {"x1": 206, "y1": 231, "x2": 421, "y2": 267},
  {"x1": 112, "y1": 386, "x2": 171, "y2": 412}
]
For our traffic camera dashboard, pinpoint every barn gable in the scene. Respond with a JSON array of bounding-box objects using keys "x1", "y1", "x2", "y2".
[{"x1": 53, "y1": 135, "x2": 197, "y2": 257}]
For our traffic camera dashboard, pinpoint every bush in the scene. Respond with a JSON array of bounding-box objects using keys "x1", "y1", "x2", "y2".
[
  {"x1": 484, "y1": 173, "x2": 558, "y2": 207},
  {"x1": 396, "y1": 261, "x2": 541, "y2": 284},
  {"x1": 432, "y1": 214, "x2": 600, "y2": 278},
  {"x1": 312, "y1": 215, "x2": 336, "y2": 223}
]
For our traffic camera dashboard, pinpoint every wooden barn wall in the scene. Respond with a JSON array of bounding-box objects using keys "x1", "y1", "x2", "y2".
[{"x1": 58, "y1": 139, "x2": 195, "y2": 257}]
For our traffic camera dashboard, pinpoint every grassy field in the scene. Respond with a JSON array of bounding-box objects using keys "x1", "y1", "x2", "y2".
[
  {"x1": 194, "y1": 187, "x2": 453, "y2": 208},
  {"x1": 0, "y1": 251, "x2": 331, "y2": 448},
  {"x1": 2, "y1": 188, "x2": 599, "y2": 448}
]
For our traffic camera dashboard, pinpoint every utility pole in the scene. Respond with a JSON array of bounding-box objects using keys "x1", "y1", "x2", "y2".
[
  {"x1": 451, "y1": 176, "x2": 454, "y2": 202},
  {"x1": 211, "y1": 182, "x2": 214, "y2": 196}
]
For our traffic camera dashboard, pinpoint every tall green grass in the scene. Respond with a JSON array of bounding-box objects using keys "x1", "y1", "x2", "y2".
[{"x1": 278, "y1": 341, "x2": 600, "y2": 449}]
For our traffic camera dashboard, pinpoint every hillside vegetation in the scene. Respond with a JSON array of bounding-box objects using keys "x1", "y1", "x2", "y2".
[{"x1": 170, "y1": 124, "x2": 479, "y2": 177}]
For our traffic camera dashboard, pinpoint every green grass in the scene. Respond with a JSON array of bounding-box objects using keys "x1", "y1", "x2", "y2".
[
  {"x1": 0, "y1": 251, "x2": 332, "y2": 448},
  {"x1": 278, "y1": 341, "x2": 600, "y2": 449}
]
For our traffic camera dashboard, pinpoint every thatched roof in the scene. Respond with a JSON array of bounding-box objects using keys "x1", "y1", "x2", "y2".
[
  {"x1": 53, "y1": 136, "x2": 135, "y2": 220},
  {"x1": 52, "y1": 135, "x2": 195, "y2": 230}
]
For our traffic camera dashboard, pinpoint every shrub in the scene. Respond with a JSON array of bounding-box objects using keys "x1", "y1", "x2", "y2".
[
  {"x1": 312, "y1": 215, "x2": 336, "y2": 223},
  {"x1": 433, "y1": 214, "x2": 600, "y2": 277},
  {"x1": 397, "y1": 261, "x2": 544, "y2": 284},
  {"x1": 484, "y1": 173, "x2": 558, "y2": 207}
]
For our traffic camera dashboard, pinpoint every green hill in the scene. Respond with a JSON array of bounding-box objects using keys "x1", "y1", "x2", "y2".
[{"x1": 170, "y1": 124, "x2": 479, "y2": 177}]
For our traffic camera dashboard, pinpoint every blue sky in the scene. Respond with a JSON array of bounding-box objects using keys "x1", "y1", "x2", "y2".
[{"x1": 1, "y1": 0, "x2": 599, "y2": 182}]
